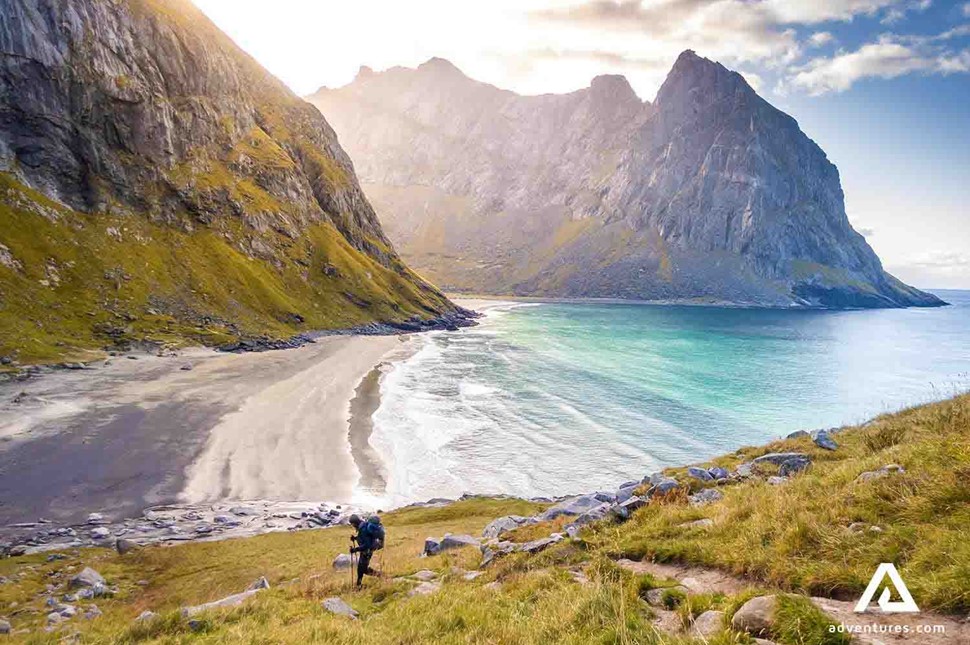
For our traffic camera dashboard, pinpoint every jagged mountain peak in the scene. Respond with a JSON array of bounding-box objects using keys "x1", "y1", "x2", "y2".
[
  {"x1": 656, "y1": 49, "x2": 753, "y2": 108},
  {"x1": 588, "y1": 74, "x2": 642, "y2": 104}
]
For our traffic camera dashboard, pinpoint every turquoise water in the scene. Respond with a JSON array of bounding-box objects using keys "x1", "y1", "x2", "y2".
[{"x1": 371, "y1": 291, "x2": 970, "y2": 505}]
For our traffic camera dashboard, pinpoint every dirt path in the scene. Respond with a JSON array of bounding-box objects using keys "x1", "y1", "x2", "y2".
[{"x1": 616, "y1": 559, "x2": 968, "y2": 644}]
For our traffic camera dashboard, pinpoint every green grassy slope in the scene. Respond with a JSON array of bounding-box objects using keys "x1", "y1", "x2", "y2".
[
  {"x1": 1, "y1": 395, "x2": 966, "y2": 643},
  {"x1": 0, "y1": 174, "x2": 451, "y2": 365}
]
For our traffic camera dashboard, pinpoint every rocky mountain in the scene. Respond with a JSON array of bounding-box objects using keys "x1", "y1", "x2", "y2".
[
  {"x1": 0, "y1": 0, "x2": 461, "y2": 364},
  {"x1": 310, "y1": 52, "x2": 944, "y2": 309}
]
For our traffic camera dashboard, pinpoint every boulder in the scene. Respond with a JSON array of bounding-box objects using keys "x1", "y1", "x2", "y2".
[
  {"x1": 610, "y1": 496, "x2": 646, "y2": 521},
  {"x1": 778, "y1": 458, "x2": 810, "y2": 477},
  {"x1": 690, "y1": 609, "x2": 725, "y2": 639},
  {"x1": 69, "y1": 568, "x2": 105, "y2": 589},
  {"x1": 786, "y1": 430, "x2": 809, "y2": 439},
  {"x1": 753, "y1": 452, "x2": 809, "y2": 466},
  {"x1": 181, "y1": 588, "x2": 262, "y2": 617},
  {"x1": 86, "y1": 513, "x2": 105, "y2": 524},
  {"x1": 482, "y1": 516, "x2": 532, "y2": 539},
  {"x1": 332, "y1": 554, "x2": 352, "y2": 569},
  {"x1": 90, "y1": 527, "x2": 110, "y2": 540},
  {"x1": 688, "y1": 488, "x2": 724, "y2": 507},
  {"x1": 439, "y1": 534, "x2": 480, "y2": 551},
  {"x1": 481, "y1": 541, "x2": 516, "y2": 567},
  {"x1": 812, "y1": 429, "x2": 838, "y2": 451},
  {"x1": 687, "y1": 466, "x2": 714, "y2": 482},
  {"x1": 647, "y1": 479, "x2": 680, "y2": 497},
  {"x1": 735, "y1": 462, "x2": 754, "y2": 478},
  {"x1": 615, "y1": 485, "x2": 637, "y2": 504},
  {"x1": 572, "y1": 503, "x2": 612, "y2": 527},
  {"x1": 537, "y1": 495, "x2": 603, "y2": 521},
  {"x1": 115, "y1": 538, "x2": 136, "y2": 555},
  {"x1": 517, "y1": 534, "x2": 564, "y2": 554},
  {"x1": 732, "y1": 595, "x2": 778, "y2": 637},
  {"x1": 708, "y1": 466, "x2": 730, "y2": 480},
  {"x1": 593, "y1": 491, "x2": 617, "y2": 504},
  {"x1": 84, "y1": 605, "x2": 102, "y2": 620},
  {"x1": 0, "y1": 619, "x2": 10, "y2": 634},
  {"x1": 321, "y1": 597, "x2": 358, "y2": 619},
  {"x1": 423, "y1": 538, "x2": 442, "y2": 556}
]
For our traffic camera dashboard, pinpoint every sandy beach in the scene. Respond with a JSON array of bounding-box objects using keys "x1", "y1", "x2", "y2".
[{"x1": 0, "y1": 334, "x2": 409, "y2": 526}]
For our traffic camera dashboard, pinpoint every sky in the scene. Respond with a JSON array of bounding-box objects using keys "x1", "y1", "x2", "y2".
[{"x1": 192, "y1": 0, "x2": 970, "y2": 289}]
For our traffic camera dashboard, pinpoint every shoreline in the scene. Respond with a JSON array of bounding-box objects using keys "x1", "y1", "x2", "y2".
[{"x1": 347, "y1": 363, "x2": 389, "y2": 494}]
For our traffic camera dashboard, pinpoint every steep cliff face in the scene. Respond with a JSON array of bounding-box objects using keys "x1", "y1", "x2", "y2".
[
  {"x1": 311, "y1": 51, "x2": 943, "y2": 309},
  {"x1": 0, "y1": 0, "x2": 456, "y2": 363}
]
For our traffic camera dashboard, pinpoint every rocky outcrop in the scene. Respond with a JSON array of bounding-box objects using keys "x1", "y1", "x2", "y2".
[
  {"x1": 0, "y1": 0, "x2": 459, "y2": 362},
  {"x1": 310, "y1": 52, "x2": 944, "y2": 309}
]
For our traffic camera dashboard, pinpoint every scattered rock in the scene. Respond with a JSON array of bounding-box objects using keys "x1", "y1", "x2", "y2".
[
  {"x1": 180, "y1": 364, "x2": 193, "y2": 371},
  {"x1": 778, "y1": 458, "x2": 810, "y2": 477},
  {"x1": 518, "y1": 533, "x2": 564, "y2": 554},
  {"x1": 322, "y1": 597, "x2": 358, "y2": 619},
  {"x1": 766, "y1": 476, "x2": 788, "y2": 485},
  {"x1": 135, "y1": 611, "x2": 156, "y2": 622},
  {"x1": 537, "y1": 495, "x2": 604, "y2": 521},
  {"x1": 408, "y1": 581, "x2": 442, "y2": 596},
  {"x1": 644, "y1": 585, "x2": 688, "y2": 606},
  {"x1": 687, "y1": 466, "x2": 714, "y2": 482},
  {"x1": 732, "y1": 595, "x2": 778, "y2": 637},
  {"x1": 0, "y1": 619, "x2": 9, "y2": 634},
  {"x1": 332, "y1": 554, "x2": 352, "y2": 569},
  {"x1": 688, "y1": 488, "x2": 724, "y2": 507},
  {"x1": 610, "y1": 496, "x2": 646, "y2": 521},
  {"x1": 647, "y1": 478, "x2": 680, "y2": 497},
  {"x1": 482, "y1": 516, "x2": 532, "y2": 539},
  {"x1": 86, "y1": 513, "x2": 105, "y2": 524},
  {"x1": 857, "y1": 464, "x2": 905, "y2": 482},
  {"x1": 69, "y1": 568, "x2": 105, "y2": 589},
  {"x1": 439, "y1": 534, "x2": 480, "y2": 552},
  {"x1": 786, "y1": 430, "x2": 809, "y2": 439},
  {"x1": 411, "y1": 570, "x2": 437, "y2": 582},
  {"x1": 115, "y1": 538, "x2": 136, "y2": 555},
  {"x1": 248, "y1": 576, "x2": 270, "y2": 590},
  {"x1": 753, "y1": 452, "x2": 809, "y2": 466},
  {"x1": 8, "y1": 545, "x2": 27, "y2": 557},
  {"x1": 690, "y1": 609, "x2": 725, "y2": 639},
  {"x1": 84, "y1": 604, "x2": 102, "y2": 620},
  {"x1": 90, "y1": 527, "x2": 110, "y2": 540},
  {"x1": 811, "y1": 429, "x2": 838, "y2": 451},
  {"x1": 423, "y1": 538, "x2": 442, "y2": 556},
  {"x1": 735, "y1": 462, "x2": 755, "y2": 478},
  {"x1": 708, "y1": 466, "x2": 730, "y2": 480},
  {"x1": 181, "y1": 586, "x2": 263, "y2": 617},
  {"x1": 462, "y1": 571, "x2": 483, "y2": 581}
]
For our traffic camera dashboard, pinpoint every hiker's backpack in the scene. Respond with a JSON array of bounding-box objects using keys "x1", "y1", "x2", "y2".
[{"x1": 362, "y1": 516, "x2": 385, "y2": 550}]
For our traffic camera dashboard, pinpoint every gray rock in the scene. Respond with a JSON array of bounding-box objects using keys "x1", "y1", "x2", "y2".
[
  {"x1": 86, "y1": 513, "x2": 105, "y2": 524},
  {"x1": 786, "y1": 430, "x2": 810, "y2": 439},
  {"x1": 812, "y1": 429, "x2": 838, "y2": 451},
  {"x1": 647, "y1": 478, "x2": 680, "y2": 497},
  {"x1": 482, "y1": 515, "x2": 532, "y2": 539},
  {"x1": 767, "y1": 476, "x2": 788, "y2": 485},
  {"x1": 593, "y1": 491, "x2": 617, "y2": 504},
  {"x1": 462, "y1": 571, "x2": 483, "y2": 581},
  {"x1": 779, "y1": 457, "x2": 811, "y2": 477},
  {"x1": 83, "y1": 604, "x2": 102, "y2": 620},
  {"x1": 481, "y1": 541, "x2": 516, "y2": 567},
  {"x1": 411, "y1": 570, "x2": 437, "y2": 582},
  {"x1": 332, "y1": 554, "x2": 352, "y2": 569},
  {"x1": 439, "y1": 534, "x2": 480, "y2": 552},
  {"x1": 708, "y1": 466, "x2": 730, "y2": 480},
  {"x1": 735, "y1": 462, "x2": 755, "y2": 478},
  {"x1": 423, "y1": 538, "x2": 442, "y2": 556},
  {"x1": 115, "y1": 538, "x2": 136, "y2": 555},
  {"x1": 229, "y1": 506, "x2": 257, "y2": 516},
  {"x1": 181, "y1": 588, "x2": 263, "y2": 617},
  {"x1": 248, "y1": 576, "x2": 270, "y2": 590},
  {"x1": 732, "y1": 595, "x2": 778, "y2": 636},
  {"x1": 690, "y1": 609, "x2": 725, "y2": 639},
  {"x1": 681, "y1": 518, "x2": 715, "y2": 529},
  {"x1": 69, "y1": 568, "x2": 105, "y2": 589},
  {"x1": 537, "y1": 495, "x2": 604, "y2": 521},
  {"x1": 135, "y1": 610, "x2": 156, "y2": 622},
  {"x1": 857, "y1": 464, "x2": 905, "y2": 482},
  {"x1": 0, "y1": 619, "x2": 9, "y2": 634},
  {"x1": 572, "y1": 503, "x2": 612, "y2": 527},
  {"x1": 610, "y1": 496, "x2": 646, "y2": 521},
  {"x1": 517, "y1": 533, "x2": 564, "y2": 554},
  {"x1": 688, "y1": 488, "x2": 724, "y2": 507},
  {"x1": 321, "y1": 597, "x2": 358, "y2": 619},
  {"x1": 753, "y1": 452, "x2": 810, "y2": 466},
  {"x1": 90, "y1": 527, "x2": 110, "y2": 540},
  {"x1": 408, "y1": 581, "x2": 442, "y2": 596},
  {"x1": 687, "y1": 466, "x2": 714, "y2": 482}
]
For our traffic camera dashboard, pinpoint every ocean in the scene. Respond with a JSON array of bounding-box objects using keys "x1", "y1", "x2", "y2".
[{"x1": 369, "y1": 290, "x2": 970, "y2": 506}]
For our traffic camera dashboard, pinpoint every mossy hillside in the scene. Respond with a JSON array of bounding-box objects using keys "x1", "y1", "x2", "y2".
[{"x1": 0, "y1": 174, "x2": 450, "y2": 364}]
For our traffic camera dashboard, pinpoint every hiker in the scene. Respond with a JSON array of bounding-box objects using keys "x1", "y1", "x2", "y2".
[{"x1": 349, "y1": 514, "x2": 385, "y2": 587}]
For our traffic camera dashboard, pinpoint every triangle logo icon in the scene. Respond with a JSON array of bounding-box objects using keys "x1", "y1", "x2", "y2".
[{"x1": 854, "y1": 563, "x2": 920, "y2": 613}]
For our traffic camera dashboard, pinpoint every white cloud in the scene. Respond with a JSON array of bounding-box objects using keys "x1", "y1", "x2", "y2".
[
  {"x1": 808, "y1": 31, "x2": 835, "y2": 47},
  {"x1": 763, "y1": 0, "x2": 900, "y2": 24},
  {"x1": 907, "y1": 250, "x2": 970, "y2": 269},
  {"x1": 964, "y1": 2, "x2": 970, "y2": 18},
  {"x1": 790, "y1": 34, "x2": 970, "y2": 94}
]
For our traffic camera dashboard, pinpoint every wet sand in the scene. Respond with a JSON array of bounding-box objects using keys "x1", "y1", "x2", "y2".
[
  {"x1": 0, "y1": 335, "x2": 400, "y2": 525},
  {"x1": 348, "y1": 365, "x2": 389, "y2": 493}
]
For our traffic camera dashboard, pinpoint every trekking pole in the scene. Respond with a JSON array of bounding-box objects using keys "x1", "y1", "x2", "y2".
[{"x1": 349, "y1": 543, "x2": 355, "y2": 590}]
